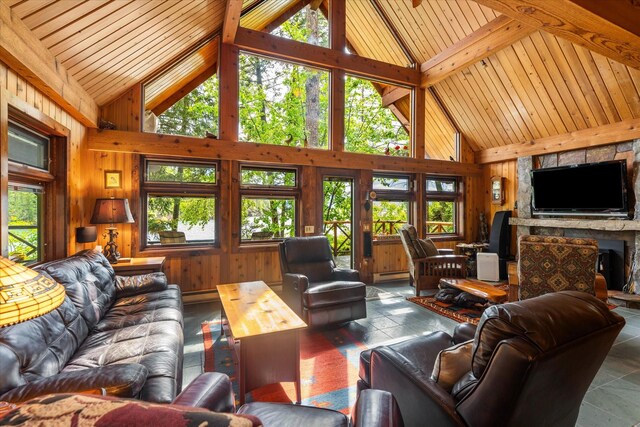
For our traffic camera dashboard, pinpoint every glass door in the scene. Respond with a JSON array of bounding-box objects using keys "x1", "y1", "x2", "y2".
[{"x1": 323, "y1": 176, "x2": 354, "y2": 268}]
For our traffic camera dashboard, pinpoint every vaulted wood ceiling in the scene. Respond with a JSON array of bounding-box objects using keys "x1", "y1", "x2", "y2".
[{"x1": 7, "y1": 0, "x2": 640, "y2": 162}]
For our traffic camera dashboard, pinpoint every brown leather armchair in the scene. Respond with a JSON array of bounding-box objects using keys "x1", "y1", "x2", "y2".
[
  {"x1": 399, "y1": 224, "x2": 467, "y2": 296},
  {"x1": 358, "y1": 291, "x2": 625, "y2": 427},
  {"x1": 279, "y1": 236, "x2": 366, "y2": 327}
]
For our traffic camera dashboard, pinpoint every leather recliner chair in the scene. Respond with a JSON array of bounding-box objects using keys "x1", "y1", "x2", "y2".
[
  {"x1": 358, "y1": 291, "x2": 625, "y2": 427},
  {"x1": 279, "y1": 236, "x2": 366, "y2": 327}
]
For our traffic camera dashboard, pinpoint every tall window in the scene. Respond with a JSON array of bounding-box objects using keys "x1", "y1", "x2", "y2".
[
  {"x1": 239, "y1": 53, "x2": 329, "y2": 149},
  {"x1": 425, "y1": 176, "x2": 460, "y2": 236},
  {"x1": 372, "y1": 174, "x2": 412, "y2": 240},
  {"x1": 240, "y1": 166, "x2": 298, "y2": 242},
  {"x1": 7, "y1": 121, "x2": 51, "y2": 264},
  {"x1": 142, "y1": 159, "x2": 218, "y2": 247}
]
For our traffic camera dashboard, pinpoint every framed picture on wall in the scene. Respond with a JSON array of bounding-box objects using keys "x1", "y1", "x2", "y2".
[
  {"x1": 491, "y1": 176, "x2": 504, "y2": 205},
  {"x1": 104, "y1": 170, "x2": 122, "y2": 189}
]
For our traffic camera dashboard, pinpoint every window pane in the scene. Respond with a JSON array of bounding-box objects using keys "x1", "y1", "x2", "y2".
[
  {"x1": 146, "y1": 161, "x2": 216, "y2": 184},
  {"x1": 344, "y1": 75, "x2": 410, "y2": 156},
  {"x1": 240, "y1": 167, "x2": 296, "y2": 187},
  {"x1": 269, "y1": 4, "x2": 329, "y2": 48},
  {"x1": 373, "y1": 200, "x2": 408, "y2": 239},
  {"x1": 426, "y1": 178, "x2": 456, "y2": 193},
  {"x1": 241, "y1": 197, "x2": 295, "y2": 241},
  {"x1": 154, "y1": 73, "x2": 219, "y2": 137},
  {"x1": 426, "y1": 200, "x2": 455, "y2": 234},
  {"x1": 8, "y1": 122, "x2": 49, "y2": 171},
  {"x1": 8, "y1": 187, "x2": 42, "y2": 264},
  {"x1": 239, "y1": 54, "x2": 329, "y2": 149},
  {"x1": 373, "y1": 175, "x2": 410, "y2": 191},
  {"x1": 147, "y1": 196, "x2": 216, "y2": 245}
]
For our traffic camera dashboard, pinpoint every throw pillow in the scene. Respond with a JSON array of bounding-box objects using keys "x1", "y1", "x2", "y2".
[
  {"x1": 431, "y1": 340, "x2": 474, "y2": 392},
  {"x1": 418, "y1": 238, "x2": 440, "y2": 257}
]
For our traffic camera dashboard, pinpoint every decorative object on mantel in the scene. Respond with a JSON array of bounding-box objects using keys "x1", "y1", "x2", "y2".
[
  {"x1": 490, "y1": 176, "x2": 504, "y2": 205},
  {"x1": 0, "y1": 256, "x2": 65, "y2": 327},
  {"x1": 90, "y1": 198, "x2": 135, "y2": 264}
]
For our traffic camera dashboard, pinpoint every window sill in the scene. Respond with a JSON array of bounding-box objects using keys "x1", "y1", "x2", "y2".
[{"x1": 139, "y1": 245, "x2": 221, "y2": 256}]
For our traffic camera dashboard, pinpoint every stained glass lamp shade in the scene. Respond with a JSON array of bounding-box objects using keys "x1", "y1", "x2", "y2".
[{"x1": 0, "y1": 256, "x2": 65, "y2": 327}]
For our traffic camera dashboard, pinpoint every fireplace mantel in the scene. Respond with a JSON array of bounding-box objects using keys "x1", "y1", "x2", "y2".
[{"x1": 510, "y1": 217, "x2": 640, "y2": 232}]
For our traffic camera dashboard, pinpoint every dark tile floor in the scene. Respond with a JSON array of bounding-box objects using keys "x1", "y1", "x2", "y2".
[{"x1": 182, "y1": 281, "x2": 640, "y2": 426}]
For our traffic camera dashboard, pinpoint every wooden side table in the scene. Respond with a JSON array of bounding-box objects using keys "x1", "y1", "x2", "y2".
[{"x1": 112, "y1": 257, "x2": 166, "y2": 276}]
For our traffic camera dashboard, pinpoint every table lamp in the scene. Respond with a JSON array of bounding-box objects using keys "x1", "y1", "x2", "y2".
[
  {"x1": 90, "y1": 198, "x2": 134, "y2": 264},
  {"x1": 0, "y1": 256, "x2": 66, "y2": 327}
]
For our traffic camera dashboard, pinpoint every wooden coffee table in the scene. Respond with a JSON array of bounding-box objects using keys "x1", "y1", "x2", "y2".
[
  {"x1": 217, "y1": 281, "x2": 307, "y2": 405},
  {"x1": 439, "y1": 277, "x2": 508, "y2": 304}
]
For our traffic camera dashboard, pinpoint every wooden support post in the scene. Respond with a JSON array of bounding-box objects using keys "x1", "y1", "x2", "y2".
[
  {"x1": 222, "y1": 0, "x2": 243, "y2": 44},
  {"x1": 218, "y1": 43, "x2": 239, "y2": 141},
  {"x1": 330, "y1": 0, "x2": 346, "y2": 153},
  {"x1": 413, "y1": 88, "x2": 426, "y2": 160},
  {"x1": 0, "y1": 89, "x2": 8, "y2": 257}
]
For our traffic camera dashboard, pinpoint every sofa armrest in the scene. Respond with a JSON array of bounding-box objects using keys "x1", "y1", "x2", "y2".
[
  {"x1": 438, "y1": 248, "x2": 455, "y2": 255},
  {"x1": 352, "y1": 389, "x2": 404, "y2": 427},
  {"x1": 115, "y1": 272, "x2": 168, "y2": 298},
  {"x1": 332, "y1": 268, "x2": 360, "y2": 281},
  {"x1": 282, "y1": 273, "x2": 309, "y2": 293},
  {"x1": 453, "y1": 323, "x2": 477, "y2": 344},
  {"x1": 0, "y1": 364, "x2": 148, "y2": 403},
  {"x1": 370, "y1": 347, "x2": 464, "y2": 427},
  {"x1": 172, "y1": 372, "x2": 235, "y2": 413}
]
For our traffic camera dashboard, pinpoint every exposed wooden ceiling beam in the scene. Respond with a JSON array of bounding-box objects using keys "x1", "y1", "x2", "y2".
[
  {"x1": 420, "y1": 14, "x2": 535, "y2": 88},
  {"x1": 234, "y1": 27, "x2": 420, "y2": 86},
  {"x1": 309, "y1": 0, "x2": 324, "y2": 10},
  {"x1": 0, "y1": 2, "x2": 98, "y2": 127},
  {"x1": 222, "y1": 0, "x2": 243, "y2": 44},
  {"x1": 471, "y1": 0, "x2": 640, "y2": 70},
  {"x1": 475, "y1": 117, "x2": 640, "y2": 164},
  {"x1": 381, "y1": 86, "x2": 410, "y2": 107},
  {"x1": 88, "y1": 129, "x2": 482, "y2": 176}
]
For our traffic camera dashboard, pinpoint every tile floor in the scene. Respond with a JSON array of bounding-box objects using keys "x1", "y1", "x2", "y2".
[{"x1": 182, "y1": 281, "x2": 640, "y2": 426}]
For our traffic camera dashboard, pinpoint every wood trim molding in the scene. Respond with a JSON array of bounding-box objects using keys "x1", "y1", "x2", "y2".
[
  {"x1": 471, "y1": 0, "x2": 640, "y2": 71},
  {"x1": 234, "y1": 27, "x2": 420, "y2": 86},
  {"x1": 88, "y1": 128, "x2": 483, "y2": 176},
  {"x1": 222, "y1": 0, "x2": 243, "y2": 44},
  {"x1": 475, "y1": 117, "x2": 640, "y2": 164},
  {"x1": 0, "y1": 2, "x2": 98, "y2": 127},
  {"x1": 420, "y1": 14, "x2": 535, "y2": 87}
]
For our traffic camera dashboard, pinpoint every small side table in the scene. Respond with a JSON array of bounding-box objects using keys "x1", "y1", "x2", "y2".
[{"x1": 112, "y1": 257, "x2": 166, "y2": 276}]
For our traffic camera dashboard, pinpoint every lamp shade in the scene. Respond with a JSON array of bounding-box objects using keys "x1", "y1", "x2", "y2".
[
  {"x1": 90, "y1": 198, "x2": 135, "y2": 225},
  {"x1": 76, "y1": 226, "x2": 98, "y2": 243},
  {"x1": 0, "y1": 257, "x2": 66, "y2": 327}
]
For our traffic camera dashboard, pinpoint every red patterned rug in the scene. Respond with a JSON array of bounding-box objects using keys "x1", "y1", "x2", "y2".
[
  {"x1": 407, "y1": 284, "x2": 510, "y2": 325},
  {"x1": 201, "y1": 321, "x2": 367, "y2": 414}
]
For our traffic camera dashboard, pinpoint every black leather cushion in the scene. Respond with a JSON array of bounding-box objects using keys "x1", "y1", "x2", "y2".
[
  {"x1": 63, "y1": 319, "x2": 184, "y2": 403},
  {"x1": 238, "y1": 402, "x2": 349, "y2": 427},
  {"x1": 304, "y1": 281, "x2": 366, "y2": 308},
  {"x1": 359, "y1": 331, "x2": 453, "y2": 388},
  {"x1": 0, "y1": 298, "x2": 89, "y2": 396},
  {"x1": 94, "y1": 286, "x2": 183, "y2": 332},
  {"x1": 471, "y1": 290, "x2": 623, "y2": 378},
  {"x1": 281, "y1": 237, "x2": 334, "y2": 282},
  {"x1": 36, "y1": 250, "x2": 116, "y2": 330}
]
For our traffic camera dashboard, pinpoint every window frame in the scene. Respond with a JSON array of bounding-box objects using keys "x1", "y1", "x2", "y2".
[
  {"x1": 140, "y1": 157, "x2": 220, "y2": 250},
  {"x1": 371, "y1": 173, "x2": 413, "y2": 241},
  {"x1": 424, "y1": 175, "x2": 462, "y2": 240},
  {"x1": 238, "y1": 164, "x2": 300, "y2": 244}
]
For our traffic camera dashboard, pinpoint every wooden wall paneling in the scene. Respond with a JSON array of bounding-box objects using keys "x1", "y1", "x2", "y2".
[
  {"x1": 609, "y1": 60, "x2": 640, "y2": 118},
  {"x1": 372, "y1": 242, "x2": 407, "y2": 274},
  {"x1": 0, "y1": 87, "x2": 8, "y2": 256},
  {"x1": 356, "y1": 169, "x2": 372, "y2": 283},
  {"x1": 413, "y1": 88, "x2": 426, "y2": 159},
  {"x1": 100, "y1": 85, "x2": 142, "y2": 132},
  {"x1": 573, "y1": 47, "x2": 621, "y2": 124},
  {"x1": 218, "y1": 160, "x2": 232, "y2": 254},
  {"x1": 591, "y1": 54, "x2": 632, "y2": 121},
  {"x1": 301, "y1": 165, "x2": 318, "y2": 235}
]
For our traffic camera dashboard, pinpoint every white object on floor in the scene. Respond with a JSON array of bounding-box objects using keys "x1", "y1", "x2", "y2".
[{"x1": 477, "y1": 252, "x2": 499, "y2": 282}]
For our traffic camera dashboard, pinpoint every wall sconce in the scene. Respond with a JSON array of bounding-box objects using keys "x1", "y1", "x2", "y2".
[{"x1": 364, "y1": 191, "x2": 377, "y2": 211}]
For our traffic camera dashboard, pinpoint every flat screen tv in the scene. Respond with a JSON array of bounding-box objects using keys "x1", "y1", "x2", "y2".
[{"x1": 531, "y1": 160, "x2": 629, "y2": 218}]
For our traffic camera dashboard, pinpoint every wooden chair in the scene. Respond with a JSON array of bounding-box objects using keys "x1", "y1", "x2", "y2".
[{"x1": 399, "y1": 224, "x2": 467, "y2": 296}]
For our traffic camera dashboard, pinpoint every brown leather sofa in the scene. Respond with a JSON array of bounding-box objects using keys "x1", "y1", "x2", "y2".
[
  {"x1": 0, "y1": 372, "x2": 404, "y2": 427},
  {"x1": 0, "y1": 250, "x2": 184, "y2": 404},
  {"x1": 279, "y1": 236, "x2": 366, "y2": 327},
  {"x1": 358, "y1": 291, "x2": 625, "y2": 427}
]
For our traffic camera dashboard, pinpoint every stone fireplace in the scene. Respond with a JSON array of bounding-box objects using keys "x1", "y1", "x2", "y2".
[{"x1": 511, "y1": 139, "x2": 640, "y2": 296}]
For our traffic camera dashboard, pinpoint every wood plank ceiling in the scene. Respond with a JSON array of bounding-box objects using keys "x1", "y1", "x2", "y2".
[{"x1": 7, "y1": 0, "x2": 640, "y2": 161}]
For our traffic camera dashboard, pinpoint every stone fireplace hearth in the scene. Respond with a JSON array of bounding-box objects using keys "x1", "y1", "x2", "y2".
[{"x1": 511, "y1": 139, "x2": 640, "y2": 299}]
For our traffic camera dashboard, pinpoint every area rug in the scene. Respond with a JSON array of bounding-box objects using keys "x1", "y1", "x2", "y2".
[
  {"x1": 407, "y1": 284, "x2": 510, "y2": 325},
  {"x1": 201, "y1": 321, "x2": 367, "y2": 414}
]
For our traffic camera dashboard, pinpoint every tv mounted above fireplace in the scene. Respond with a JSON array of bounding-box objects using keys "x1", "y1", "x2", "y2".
[{"x1": 531, "y1": 159, "x2": 629, "y2": 218}]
